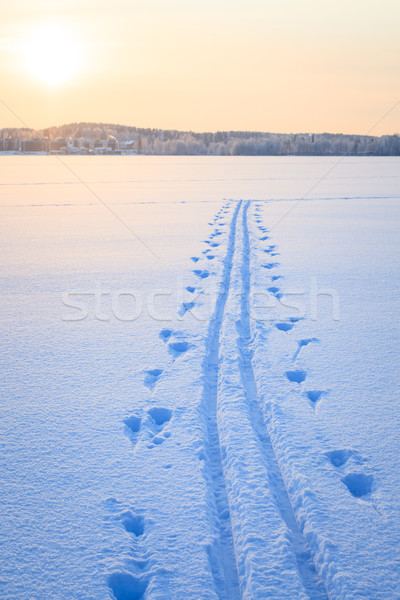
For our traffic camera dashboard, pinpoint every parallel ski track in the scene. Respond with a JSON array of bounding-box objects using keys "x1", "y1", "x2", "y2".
[
  {"x1": 202, "y1": 200, "x2": 328, "y2": 599},
  {"x1": 201, "y1": 200, "x2": 242, "y2": 600},
  {"x1": 237, "y1": 201, "x2": 328, "y2": 600}
]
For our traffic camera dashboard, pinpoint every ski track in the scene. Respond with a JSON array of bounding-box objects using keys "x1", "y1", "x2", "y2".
[
  {"x1": 238, "y1": 201, "x2": 328, "y2": 599},
  {"x1": 200, "y1": 199, "x2": 328, "y2": 599},
  {"x1": 200, "y1": 200, "x2": 242, "y2": 600}
]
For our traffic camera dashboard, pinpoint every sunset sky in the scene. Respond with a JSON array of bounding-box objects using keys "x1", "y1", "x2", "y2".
[{"x1": 0, "y1": 0, "x2": 399, "y2": 134}]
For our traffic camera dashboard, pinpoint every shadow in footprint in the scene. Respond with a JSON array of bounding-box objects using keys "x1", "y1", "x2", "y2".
[
  {"x1": 144, "y1": 369, "x2": 163, "y2": 390},
  {"x1": 124, "y1": 416, "x2": 141, "y2": 439},
  {"x1": 121, "y1": 512, "x2": 145, "y2": 537},
  {"x1": 264, "y1": 247, "x2": 277, "y2": 256},
  {"x1": 152, "y1": 436, "x2": 165, "y2": 445},
  {"x1": 193, "y1": 269, "x2": 210, "y2": 279},
  {"x1": 293, "y1": 337, "x2": 319, "y2": 359},
  {"x1": 148, "y1": 407, "x2": 172, "y2": 426},
  {"x1": 159, "y1": 329, "x2": 172, "y2": 342},
  {"x1": 186, "y1": 286, "x2": 196, "y2": 293},
  {"x1": 306, "y1": 390, "x2": 324, "y2": 405},
  {"x1": 147, "y1": 407, "x2": 172, "y2": 448},
  {"x1": 108, "y1": 572, "x2": 148, "y2": 600},
  {"x1": 191, "y1": 256, "x2": 200, "y2": 263},
  {"x1": 342, "y1": 473, "x2": 374, "y2": 499},
  {"x1": 325, "y1": 449, "x2": 354, "y2": 468},
  {"x1": 262, "y1": 263, "x2": 279, "y2": 270},
  {"x1": 286, "y1": 370, "x2": 307, "y2": 383},
  {"x1": 168, "y1": 340, "x2": 191, "y2": 358},
  {"x1": 179, "y1": 302, "x2": 196, "y2": 317},
  {"x1": 275, "y1": 322, "x2": 294, "y2": 332}
]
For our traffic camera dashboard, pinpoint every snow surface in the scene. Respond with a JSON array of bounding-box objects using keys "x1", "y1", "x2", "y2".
[{"x1": 0, "y1": 156, "x2": 399, "y2": 599}]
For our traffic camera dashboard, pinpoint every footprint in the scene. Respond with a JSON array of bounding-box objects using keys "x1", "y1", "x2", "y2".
[
  {"x1": 286, "y1": 370, "x2": 307, "y2": 383},
  {"x1": 268, "y1": 286, "x2": 280, "y2": 294},
  {"x1": 293, "y1": 337, "x2": 319, "y2": 359},
  {"x1": 264, "y1": 245, "x2": 276, "y2": 253},
  {"x1": 159, "y1": 329, "x2": 172, "y2": 342},
  {"x1": 144, "y1": 369, "x2": 163, "y2": 390},
  {"x1": 262, "y1": 263, "x2": 279, "y2": 270},
  {"x1": 151, "y1": 436, "x2": 165, "y2": 445},
  {"x1": 124, "y1": 415, "x2": 141, "y2": 437},
  {"x1": 178, "y1": 301, "x2": 196, "y2": 316},
  {"x1": 260, "y1": 236, "x2": 269, "y2": 241},
  {"x1": 147, "y1": 407, "x2": 172, "y2": 447},
  {"x1": 306, "y1": 390, "x2": 324, "y2": 405},
  {"x1": 149, "y1": 407, "x2": 172, "y2": 426},
  {"x1": 108, "y1": 573, "x2": 148, "y2": 600},
  {"x1": 275, "y1": 322, "x2": 294, "y2": 332},
  {"x1": 168, "y1": 340, "x2": 191, "y2": 357},
  {"x1": 325, "y1": 449, "x2": 355, "y2": 468},
  {"x1": 210, "y1": 242, "x2": 219, "y2": 248},
  {"x1": 186, "y1": 286, "x2": 196, "y2": 293},
  {"x1": 191, "y1": 256, "x2": 200, "y2": 263},
  {"x1": 271, "y1": 275, "x2": 283, "y2": 281},
  {"x1": 121, "y1": 511, "x2": 145, "y2": 537},
  {"x1": 193, "y1": 269, "x2": 210, "y2": 279},
  {"x1": 342, "y1": 473, "x2": 374, "y2": 499}
]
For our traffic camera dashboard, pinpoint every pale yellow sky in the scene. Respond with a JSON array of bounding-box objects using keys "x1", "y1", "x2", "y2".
[{"x1": 0, "y1": 0, "x2": 399, "y2": 134}]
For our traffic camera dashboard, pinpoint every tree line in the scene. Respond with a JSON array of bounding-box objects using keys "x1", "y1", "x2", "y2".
[{"x1": 2, "y1": 123, "x2": 400, "y2": 155}]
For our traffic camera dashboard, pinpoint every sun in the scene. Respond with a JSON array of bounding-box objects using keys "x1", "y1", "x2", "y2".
[{"x1": 24, "y1": 23, "x2": 81, "y2": 86}]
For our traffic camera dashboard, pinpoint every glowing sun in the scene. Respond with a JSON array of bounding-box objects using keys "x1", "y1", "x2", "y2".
[{"x1": 24, "y1": 24, "x2": 81, "y2": 86}]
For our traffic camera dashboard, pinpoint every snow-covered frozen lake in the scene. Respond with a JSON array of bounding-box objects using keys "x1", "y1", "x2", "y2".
[{"x1": 1, "y1": 156, "x2": 399, "y2": 600}]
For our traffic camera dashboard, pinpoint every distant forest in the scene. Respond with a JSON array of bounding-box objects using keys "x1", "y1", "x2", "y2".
[{"x1": 3, "y1": 122, "x2": 400, "y2": 155}]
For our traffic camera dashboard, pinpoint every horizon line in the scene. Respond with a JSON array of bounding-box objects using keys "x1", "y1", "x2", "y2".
[{"x1": 1, "y1": 121, "x2": 399, "y2": 139}]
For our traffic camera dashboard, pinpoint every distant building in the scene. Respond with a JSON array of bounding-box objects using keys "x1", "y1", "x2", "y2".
[
  {"x1": 49, "y1": 138, "x2": 66, "y2": 152},
  {"x1": 107, "y1": 135, "x2": 119, "y2": 151},
  {"x1": 22, "y1": 138, "x2": 48, "y2": 152},
  {"x1": 0, "y1": 131, "x2": 126, "y2": 154},
  {"x1": 119, "y1": 140, "x2": 137, "y2": 154},
  {"x1": 0, "y1": 137, "x2": 20, "y2": 151}
]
